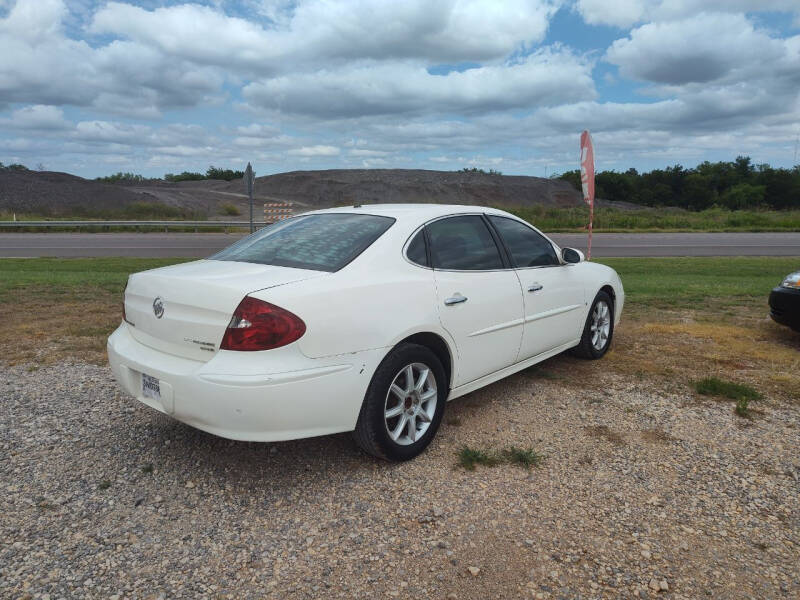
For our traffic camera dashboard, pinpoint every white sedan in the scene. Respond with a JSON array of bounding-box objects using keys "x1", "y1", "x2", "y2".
[{"x1": 108, "y1": 204, "x2": 624, "y2": 460}]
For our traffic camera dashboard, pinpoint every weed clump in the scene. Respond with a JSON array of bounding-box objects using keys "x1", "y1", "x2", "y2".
[
  {"x1": 457, "y1": 446, "x2": 543, "y2": 470},
  {"x1": 695, "y1": 376, "x2": 760, "y2": 417}
]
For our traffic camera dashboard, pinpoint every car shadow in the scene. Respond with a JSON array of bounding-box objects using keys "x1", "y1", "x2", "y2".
[{"x1": 101, "y1": 352, "x2": 587, "y2": 500}]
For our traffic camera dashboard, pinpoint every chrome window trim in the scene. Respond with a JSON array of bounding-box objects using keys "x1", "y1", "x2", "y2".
[
  {"x1": 514, "y1": 263, "x2": 565, "y2": 271},
  {"x1": 402, "y1": 211, "x2": 569, "y2": 272}
]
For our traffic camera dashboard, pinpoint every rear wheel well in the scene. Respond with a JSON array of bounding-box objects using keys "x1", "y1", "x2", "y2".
[{"x1": 397, "y1": 332, "x2": 453, "y2": 390}]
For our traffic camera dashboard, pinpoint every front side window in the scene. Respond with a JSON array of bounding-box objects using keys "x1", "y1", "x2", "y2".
[
  {"x1": 488, "y1": 216, "x2": 558, "y2": 268},
  {"x1": 427, "y1": 215, "x2": 504, "y2": 270},
  {"x1": 210, "y1": 213, "x2": 395, "y2": 272}
]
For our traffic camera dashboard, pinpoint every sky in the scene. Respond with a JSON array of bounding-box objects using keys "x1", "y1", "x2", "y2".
[{"x1": 0, "y1": 0, "x2": 799, "y2": 179}]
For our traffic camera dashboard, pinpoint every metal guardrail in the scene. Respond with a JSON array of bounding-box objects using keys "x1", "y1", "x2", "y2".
[{"x1": 0, "y1": 220, "x2": 271, "y2": 230}]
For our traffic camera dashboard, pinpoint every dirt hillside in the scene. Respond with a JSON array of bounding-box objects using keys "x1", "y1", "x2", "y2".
[
  {"x1": 1, "y1": 168, "x2": 626, "y2": 218},
  {"x1": 0, "y1": 170, "x2": 160, "y2": 217},
  {"x1": 229, "y1": 168, "x2": 585, "y2": 210}
]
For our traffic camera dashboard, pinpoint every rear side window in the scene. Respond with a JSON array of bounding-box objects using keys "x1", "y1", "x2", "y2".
[
  {"x1": 406, "y1": 230, "x2": 428, "y2": 267},
  {"x1": 427, "y1": 215, "x2": 503, "y2": 270},
  {"x1": 488, "y1": 215, "x2": 558, "y2": 267},
  {"x1": 209, "y1": 213, "x2": 395, "y2": 272}
]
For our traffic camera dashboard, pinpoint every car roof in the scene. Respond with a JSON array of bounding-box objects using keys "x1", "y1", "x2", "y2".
[
  {"x1": 306, "y1": 203, "x2": 516, "y2": 222},
  {"x1": 302, "y1": 203, "x2": 562, "y2": 257}
]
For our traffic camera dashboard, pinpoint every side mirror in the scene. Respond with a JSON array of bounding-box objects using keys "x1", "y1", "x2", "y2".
[{"x1": 562, "y1": 247, "x2": 584, "y2": 264}]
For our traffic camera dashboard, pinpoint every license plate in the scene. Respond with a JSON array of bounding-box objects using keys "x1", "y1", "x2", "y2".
[{"x1": 142, "y1": 373, "x2": 161, "y2": 401}]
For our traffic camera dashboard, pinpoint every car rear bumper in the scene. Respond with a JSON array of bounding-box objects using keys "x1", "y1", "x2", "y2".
[
  {"x1": 107, "y1": 323, "x2": 385, "y2": 442},
  {"x1": 769, "y1": 287, "x2": 800, "y2": 331}
]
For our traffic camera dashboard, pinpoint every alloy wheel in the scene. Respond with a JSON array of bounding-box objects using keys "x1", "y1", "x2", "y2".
[
  {"x1": 384, "y1": 362, "x2": 437, "y2": 446},
  {"x1": 590, "y1": 300, "x2": 611, "y2": 351}
]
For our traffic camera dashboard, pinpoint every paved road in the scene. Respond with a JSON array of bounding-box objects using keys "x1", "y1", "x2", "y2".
[{"x1": 1, "y1": 232, "x2": 799, "y2": 258}]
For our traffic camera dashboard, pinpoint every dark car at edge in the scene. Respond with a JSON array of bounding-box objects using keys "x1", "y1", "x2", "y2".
[{"x1": 769, "y1": 271, "x2": 800, "y2": 332}]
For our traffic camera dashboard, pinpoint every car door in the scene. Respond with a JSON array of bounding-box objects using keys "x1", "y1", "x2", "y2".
[
  {"x1": 426, "y1": 215, "x2": 524, "y2": 386},
  {"x1": 487, "y1": 215, "x2": 585, "y2": 359}
]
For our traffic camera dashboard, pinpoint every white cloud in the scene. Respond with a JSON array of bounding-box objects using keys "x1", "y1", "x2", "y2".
[
  {"x1": 253, "y1": 0, "x2": 296, "y2": 27},
  {"x1": 1, "y1": 0, "x2": 65, "y2": 42},
  {"x1": 577, "y1": 0, "x2": 800, "y2": 28},
  {"x1": 2, "y1": 0, "x2": 570, "y2": 121},
  {"x1": 288, "y1": 145, "x2": 341, "y2": 156},
  {"x1": 1, "y1": 105, "x2": 70, "y2": 130},
  {"x1": 348, "y1": 149, "x2": 389, "y2": 157},
  {"x1": 74, "y1": 120, "x2": 151, "y2": 144},
  {"x1": 606, "y1": 13, "x2": 784, "y2": 84},
  {"x1": 1, "y1": 0, "x2": 799, "y2": 176},
  {"x1": 233, "y1": 123, "x2": 282, "y2": 137},
  {"x1": 90, "y1": 2, "x2": 282, "y2": 74},
  {"x1": 0, "y1": 0, "x2": 222, "y2": 116},
  {"x1": 244, "y1": 48, "x2": 595, "y2": 118},
  {"x1": 577, "y1": 0, "x2": 643, "y2": 28},
  {"x1": 229, "y1": 123, "x2": 294, "y2": 148},
  {"x1": 90, "y1": 0, "x2": 561, "y2": 74}
]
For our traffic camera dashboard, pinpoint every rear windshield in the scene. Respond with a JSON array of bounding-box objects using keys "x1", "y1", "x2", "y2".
[{"x1": 209, "y1": 213, "x2": 395, "y2": 272}]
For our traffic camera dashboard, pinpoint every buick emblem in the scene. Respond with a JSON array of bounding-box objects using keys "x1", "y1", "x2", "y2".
[{"x1": 153, "y1": 296, "x2": 165, "y2": 319}]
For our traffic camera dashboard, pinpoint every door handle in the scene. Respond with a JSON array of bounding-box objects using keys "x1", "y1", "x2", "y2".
[
  {"x1": 527, "y1": 283, "x2": 544, "y2": 292},
  {"x1": 444, "y1": 294, "x2": 468, "y2": 306}
]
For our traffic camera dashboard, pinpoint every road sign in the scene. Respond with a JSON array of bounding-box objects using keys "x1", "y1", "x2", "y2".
[
  {"x1": 264, "y1": 202, "x2": 293, "y2": 222},
  {"x1": 245, "y1": 162, "x2": 255, "y2": 233}
]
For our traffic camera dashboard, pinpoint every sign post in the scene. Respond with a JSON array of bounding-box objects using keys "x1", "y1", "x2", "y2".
[
  {"x1": 244, "y1": 162, "x2": 255, "y2": 233},
  {"x1": 580, "y1": 130, "x2": 595, "y2": 260}
]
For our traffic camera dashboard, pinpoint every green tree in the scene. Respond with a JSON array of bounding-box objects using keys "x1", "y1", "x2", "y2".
[
  {"x1": 683, "y1": 173, "x2": 716, "y2": 210},
  {"x1": 719, "y1": 183, "x2": 766, "y2": 210},
  {"x1": 595, "y1": 171, "x2": 635, "y2": 203},
  {"x1": 164, "y1": 171, "x2": 206, "y2": 182},
  {"x1": 552, "y1": 157, "x2": 799, "y2": 210},
  {"x1": 95, "y1": 172, "x2": 148, "y2": 183},
  {"x1": 206, "y1": 166, "x2": 244, "y2": 180}
]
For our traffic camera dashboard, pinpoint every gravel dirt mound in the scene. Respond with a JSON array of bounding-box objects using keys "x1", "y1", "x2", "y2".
[
  {"x1": 2, "y1": 168, "x2": 628, "y2": 219},
  {"x1": 227, "y1": 169, "x2": 586, "y2": 209},
  {"x1": 2, "y1": 359, "x2": 797, "y2": 599},
  {"x1": 0, "y1": 170, "x2": 159, "y2": 216}
]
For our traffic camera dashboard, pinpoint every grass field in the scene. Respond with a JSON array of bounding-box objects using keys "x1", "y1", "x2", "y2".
[
  {"x1": 0, "y1": 257, "x2": 188, "y2": 300},
  {"x1": 598, "y1": 257, "x2": 796, "y2": 310},
  {"x1": 0, "y1": 258, "x2": 191, "y2": 364},
  {"x1": 0, "y1": 256, "x2": 797, "y2": 403}
]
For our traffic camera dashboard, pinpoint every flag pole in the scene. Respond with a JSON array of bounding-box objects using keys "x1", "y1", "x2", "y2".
[
  {"x1": 587, "y1": 197, "x2": 593, "y2": 260},
  {"x1": 579, "y1": 130, "x2": 595, "y2": 260}
]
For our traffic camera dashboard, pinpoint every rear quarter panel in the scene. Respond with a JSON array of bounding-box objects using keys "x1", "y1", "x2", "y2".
[{"x1": 249, "y1": 245, "x2": 448, "y2": 360}]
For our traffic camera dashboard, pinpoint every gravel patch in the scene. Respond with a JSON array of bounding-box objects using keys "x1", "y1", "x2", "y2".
[{"x1": 2, "y1": 360, "x2": 799, "y2": 599}]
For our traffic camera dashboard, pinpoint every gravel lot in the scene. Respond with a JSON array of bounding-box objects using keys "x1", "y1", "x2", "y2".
[{"x1": 2, "y1": 360, "x2": 799, "y2": 599}]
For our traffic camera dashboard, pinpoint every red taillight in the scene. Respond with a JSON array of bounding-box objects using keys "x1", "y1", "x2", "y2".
[{"x1": 220, "y1": 296, "x2": 306, "y2": 351}]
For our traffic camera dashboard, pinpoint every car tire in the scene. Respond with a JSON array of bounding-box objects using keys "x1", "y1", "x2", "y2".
[
  {"x1": 353, "y1": 343, "x2": 447, "y2": 461},
  {"x1": 571, "y1": 290, "x2": 614, "y2": 359}
]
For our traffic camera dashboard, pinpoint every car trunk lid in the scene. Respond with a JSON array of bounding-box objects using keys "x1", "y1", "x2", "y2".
[{"x1": 124, "y1": 259, "x2": 325, "y2": 361}]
